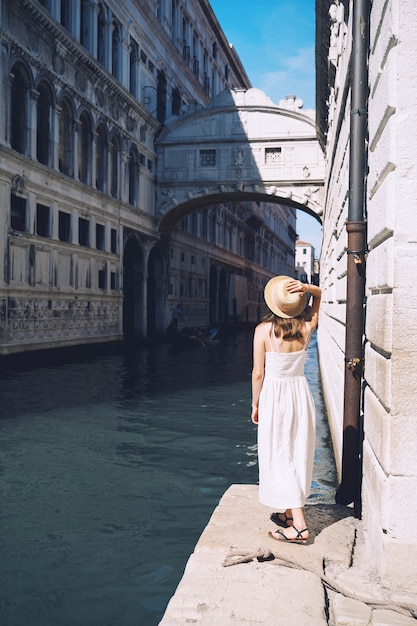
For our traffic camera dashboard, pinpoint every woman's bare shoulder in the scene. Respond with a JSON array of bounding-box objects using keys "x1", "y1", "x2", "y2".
[{"x1": 254, "y1": 321, "x2": 269, "y2": 337}]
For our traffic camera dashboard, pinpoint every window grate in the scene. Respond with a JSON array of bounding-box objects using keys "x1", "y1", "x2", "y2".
[{"x1": 200, "y1": 149, "x2": 216, "y2": 167}]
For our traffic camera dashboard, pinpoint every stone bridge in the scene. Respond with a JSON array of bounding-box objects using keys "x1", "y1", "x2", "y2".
[{"x1": 155, "y1": 88, "x2": 325, "y2": 231}]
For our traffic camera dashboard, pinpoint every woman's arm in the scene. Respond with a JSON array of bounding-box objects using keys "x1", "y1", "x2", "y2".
[
  {"x1": 306, "y1": 284, "x2": 321, "y2": 331},
  {"x1": 286, "y1": 280, "x2": 322, "y2": 332},
  {"x1": 251, "y1": 324, "x2": 266, "y2": 424}
]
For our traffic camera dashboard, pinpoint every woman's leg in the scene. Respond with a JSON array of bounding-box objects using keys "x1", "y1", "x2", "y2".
[{"x1": 290, "y1": 507, "x2": 309, "y2": 539}]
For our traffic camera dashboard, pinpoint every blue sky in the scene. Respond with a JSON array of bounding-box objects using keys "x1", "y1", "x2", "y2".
[{"x1": 209, "y1": 0, "x2": 322, "y2": 255}]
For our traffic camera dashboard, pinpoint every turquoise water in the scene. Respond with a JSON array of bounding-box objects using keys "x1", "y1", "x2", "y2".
[{"x1": 0, "y1": 331, "x2": 337, "y2": 625}]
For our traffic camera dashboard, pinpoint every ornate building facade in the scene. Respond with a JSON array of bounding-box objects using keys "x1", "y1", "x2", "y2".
[{"x1": 0, "y1": 0, "x2": 298, "y2": 354}]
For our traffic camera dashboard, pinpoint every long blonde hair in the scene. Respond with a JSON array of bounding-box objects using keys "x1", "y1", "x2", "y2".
[{"x1": 263, "y1": 311, "x2": 305, "y2": 340}]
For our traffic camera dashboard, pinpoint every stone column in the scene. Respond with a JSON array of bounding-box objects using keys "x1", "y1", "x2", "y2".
[
  {"x1": 91, "y1": 130, "x2": 97, "y2": 191},
  {"x1": 29, "y1": 89, "x2": 39, "y2": 161},
  {"x1": 0, "y1": 42, "x2": 9, "y2": 147},
  {"x1": 140, "y1": 270, "x2": 148, "y2": 337},
  {"x1": 52, "y1": 103, "x2": 60, "y2": 170},
  {"x1": 27, "y1": 191, "x2": 36, "y2": 236},
  {"x1": 84, "y1": 0, "x2": 99, "y2": 58},
  {"x1": 104, "y1": 222, "x2": 110, "y2": 253},
  {"x1": 0, "y1": 180, "x2": 8, "y2": 286},
  {"x1": 104, "y1": 138, "x2": 110, "y2": 195},
  {"x1": 102, "y1": 15, "x2": 113, "y2": 72},
  {"x1": 119, "y1": 27, "x2": 130, "y2": 89},
  {"x1": 129, "y1": 38, "x2": 140, "y2": 98},
  {"x1": 70, "y1": 0, "x2": 81, "y2": 41},
  {"x1": 120, "y1": 151, "x2": 130, "y2": 204},
  {"x1": 51, "y1": 200, "x2": 59, "y2": 241},
  {"x1": 73, "y1": 119, "x2": 81, "y2": 181},
  {"x1": 90, "y1": 214, "x2": 96, "y2": 248},
  {"x1": 72, "y1": 208, "x2": 79, "y2": 246}
]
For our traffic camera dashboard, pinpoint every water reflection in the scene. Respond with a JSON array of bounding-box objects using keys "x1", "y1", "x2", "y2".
[{"x1": 0, "y1": 331, "x2": 336, "y2": 625}]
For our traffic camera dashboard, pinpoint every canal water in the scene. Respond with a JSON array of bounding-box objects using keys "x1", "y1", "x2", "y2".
[{"x1": 0, "y1": 330, "x2": 337, "y2": 626}]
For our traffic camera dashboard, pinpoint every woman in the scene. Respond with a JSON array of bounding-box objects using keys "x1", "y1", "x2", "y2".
[{"x1": 251, "y1": 276, "x2": 321, "y2": 543}]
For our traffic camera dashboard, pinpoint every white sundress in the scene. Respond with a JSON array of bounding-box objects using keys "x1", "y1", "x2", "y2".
[{"x1": 257, "y1": 322, "x2": 316, "y2": 510}]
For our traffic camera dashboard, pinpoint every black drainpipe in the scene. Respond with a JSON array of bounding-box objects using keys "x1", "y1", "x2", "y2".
[{"x1": 335, "y1": 0, "x2": 370, "y2": 517}]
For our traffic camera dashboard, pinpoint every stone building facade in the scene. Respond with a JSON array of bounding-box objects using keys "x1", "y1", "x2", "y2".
[
  {"x1": 316, "y1": 0, "x2": 417, "y2": 594},
  {"x1": 0, "y1": 0, "x2": 298, "y2": 354},
  {"x1": 295, "y1": 239, "x2": 315, "y2": 284}
]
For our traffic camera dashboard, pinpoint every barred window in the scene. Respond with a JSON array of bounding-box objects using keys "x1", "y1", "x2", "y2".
[
  {"x1": 79, "y1": 217, "x2": 90, "y2": 247},
  {"x1": 96, "y1": 223, "x2": 105, "y2": 251},
  {"x1": 111, "y1": 228, "x2": 117, "y2": 253},
  {"x1": 36, "y1": 204, "x2": 50, "y2": 238},
  {"x1": 200, "y1": 149, "x2": 216, "y2": 167},
  {"x1": 265, "y1": 147, "x2": 282, "y2": 165},
  {"x1": 59, "y1": 211, "x2": 71, "y2": 242},
  {"x1": 11, "y1": 193, "x2": 27, "y2": 232}
]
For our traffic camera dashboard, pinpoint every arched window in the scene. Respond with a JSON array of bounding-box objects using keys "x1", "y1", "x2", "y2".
[
  {"x1": 129, "y1": 39, "x2": 139, "y2": 98},
  {"x1": 128, "y1": 146, "x2": 140, "y2": 207},
  {"x1": 58, "y1": 97, "x2": 74, "y2": 176},
  {"x1": 10, "y1": 64, "x2": 30, "y2": 155},
  {"x1": 96, "y1": 123, "x2": 108, "y2": 192},
  {"x1": 110, "y1": 134, "x2": 121, "y2": 199},
  {"x1": 112, "y1": 20, "x2": 121, "y2": 81},
  {"x1": 37, "y1": 81, "x2": 53, "y2": 166},
  {"x1": 78, "y1": 110, "x2": 92, "y2": 184},
  {"x1": 172, "y1": 86, "x2": 181, "y2": 116}
]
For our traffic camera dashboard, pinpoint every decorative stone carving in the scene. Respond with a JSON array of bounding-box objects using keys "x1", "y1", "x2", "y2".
[
  {"x1": 245, "y1": 88, "x2": 275, "y2": 107},
  {"x1": 76, "y1": 70, "x2": 88, "y2": 92},
  {"x1": 208, "y1": 90, "x2": 235, "y2": 108},
  {"x1": 111, "y1": 102, "x2": 120, "y2": 121},
  {"x1": 96, "y1": 87, "x2": 105, "y2": 108},
  {"x1": 278, "y1": 95, "x2": 304, "y2": 111},
  {"x1": 11, "y1": 175, "x2": 26, "y2": 192},
  {"x1": 162, "y1": 189, "x2": 178, "y2": 205},
  {"x1": 53, "y1": 52, "x2": 65, "y2": 75},
  {"x1": 233, "y1": 147, "x2": 246, "y2": 166}
]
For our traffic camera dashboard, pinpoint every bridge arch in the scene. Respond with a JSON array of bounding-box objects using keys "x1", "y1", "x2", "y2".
[{"x1": 155, "y1": 88, "x2": 325, "y2": 231}]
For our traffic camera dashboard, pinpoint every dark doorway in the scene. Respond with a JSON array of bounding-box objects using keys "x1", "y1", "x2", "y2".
[
  {"x1": 209, "y1": 265, "x2": 218, "y2": 325},
  {"x1": 219, "y1": 268, "x2": 228, "y2": 324},
  {"x1": 123, "y1": 236, "x2": 144, "y2": 341},
  {"x1": 147, "y1": 246, "x2": 165, "y2": 338}
]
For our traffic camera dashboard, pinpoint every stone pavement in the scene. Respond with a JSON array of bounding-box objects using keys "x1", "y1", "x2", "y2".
[{"x1": 159, "y1": 484, "x2": 417, "y2": 626}]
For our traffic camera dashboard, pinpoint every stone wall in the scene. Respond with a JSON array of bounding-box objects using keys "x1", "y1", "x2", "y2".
[
  {"x1": 317, "y1": 4, "x2": 351, "y2": 470},
  {"x1": 363, "y1": 0, "x2": 417, "y2": 592},
  {"x1": 1, "y1": 294, "x2": 121, "y2": 354},
  {"x1": 318, "y1": 0, "x2": 417, "y2": 594}
]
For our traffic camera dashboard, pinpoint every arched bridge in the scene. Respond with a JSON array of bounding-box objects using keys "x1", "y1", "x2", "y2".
[{"x1": 155, "y1": 89, "x2": 325, "y2": 230}]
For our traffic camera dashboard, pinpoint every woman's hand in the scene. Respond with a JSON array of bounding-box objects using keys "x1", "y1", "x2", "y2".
[
  {"x1": 251, "y1": 406, "x2": 259, "y2": 424},
  {"x1": 286, "y1": 279, "x2": 307, "y2": 295}
]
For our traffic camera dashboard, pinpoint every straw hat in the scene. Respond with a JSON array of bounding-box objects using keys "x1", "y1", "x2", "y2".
[{"x1": 264, "y1": 275, "x2": 307, "y2": 319}]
